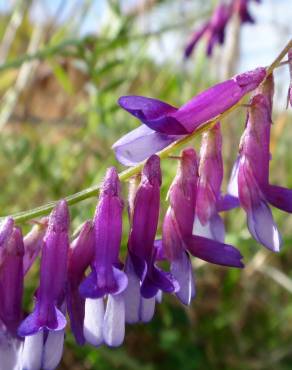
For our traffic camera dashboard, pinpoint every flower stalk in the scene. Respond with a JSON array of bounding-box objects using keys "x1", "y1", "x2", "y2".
[{"x1": 3, "y1": 38, "x2": 292, "y2": 225}]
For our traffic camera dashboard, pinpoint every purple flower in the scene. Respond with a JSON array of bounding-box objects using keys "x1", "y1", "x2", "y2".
[
  {"x1": 194, "y1": 123, "x2": 227, "y2": 242},
  {"x1": 0, "y1": 219, "x2": 24, "y2": 370},
  {"x1": 233, "y1": 0, "x2": 256, "y2": 24},
  {"x1": 124, "y1": 155, "x2": 178, "y2": 323},
  {"x1": 162, "y1": 149, "x2": 244, "y2": 305},
  {"x1": 67, "y1": 221, "x2": 94, "y2": 345},
  {"x1": 288, "y1": 49, "x2": 292, "y2": 108},
  {"x1": 18, "y1": 200, "x2": 70, "y2": 370},
  {"x1": 23, "y1": 218, "x2": 48, "y2": 276},
  {"x1": 184, "y1": 3, "x2": 232, "y2": 59},
  {"x1": 79, "y1": 167, "x2": 128, "y2": 347},
  {"x1": 228, "y1": 91, "x2": 292, "y2": 251},
  {"x1": 113, "y1": 67, "x2": 266, "y2": 166}
]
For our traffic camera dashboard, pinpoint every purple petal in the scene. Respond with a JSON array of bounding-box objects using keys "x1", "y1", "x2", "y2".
[
  {"x1": 112, "y1": 125, "x2": 181, "y2": 166},
  {"x1": 247, "y1": 201, "x2": 282, "y2": 252},
  {"x1": 185, "y1": 235, "x2": 244, "y2": 268},
  {"x1": 42, "y1": 330, "x2": 64, "y2": 370},
  {"x1": 18, "y1": 304, "x2": 66, "y2": 336},
  {"x1": 0, "y1": 218, "x2": 14, "y2": 247},
  {"x1": 103, "y1": 294, "x2": 125, "y2": 347},
  {"x1": 83, "y1": 298, "x2": 104, "y2": 347},
  {"x1": 170, "y1": 252, "x2": 195, "y2": 305},
  {"x1": 184, "y1": 22, "x2": 209, "y2": 59},
  {"x1": 174, "y1": 68, "x2": 266, "y2": 132},
  {"x1": 66, "y1": 285, "x2": 85, "y2": 345},
  {"x1": 118, "y1": 96, "x2": 187, "y2": 135},
  {"x1": 217, "y1": 193, "x2": 240, "y2": 211},
  {"x1": 0, "y1": 227, "x2": 24, "y2": 336},
  {"x1": 140, "y1": 264, "x2": 178, "y2": 299},
  {"x1": 265, "y1": 184, "x2": 292, "y2": 213},
  {"x1": 23, "y1": 221, "x2": 47, "y2": 276},
  {"x1": 139, "y1": 297, "x2": 156, "y2": 323},
  {"x1": 21, "y1": 331, "x2": 43, "y2": 370},
  {"x1": 153, "y1": 239, "x2": 166, "y2": 261}
]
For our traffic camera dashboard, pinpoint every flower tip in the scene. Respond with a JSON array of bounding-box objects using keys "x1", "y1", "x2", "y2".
[
  {"x1": 0, "y1": 217, "x2": 14, "y2": 245},
  {"x1": 49, "y1": 200, "x2": 70, "y2": 232},
  {"x1": 235, "y1": 67, "x2": 266, "y2": 88},
  {"x1": 102, "y1": 167, "x2": 120, "y2": 196},
  {"x1": 142, "y1": 155, "x2": 161, "y2": 186}
]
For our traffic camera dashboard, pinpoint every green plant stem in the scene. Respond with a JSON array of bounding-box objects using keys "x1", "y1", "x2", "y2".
[{"x1": 2, "y1": 38, "x2": 292, "y2": 224}]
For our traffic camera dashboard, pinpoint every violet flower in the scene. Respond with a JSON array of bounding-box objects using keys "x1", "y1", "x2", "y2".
[
  {"x1": 228, "y1": 91, "x2": 292, "y2": 252},
  {"x1": 288, "y1": 49, "x2": 292, "y2": 108},
  {"x1": 124, "y1": 155, "x2": 178, "y2": 323},
  {"x1": 0, "y1": 219, "x2": 24, "y2": 370},
  {"x1": 79, "y1": 167, "x2": 128, "y2": 347},
  {"x1": 67, "y1": 220, "x2": 94, "y2": 345},
  {"x1": 18, "y1": 200, "x2": 70, "y2": 370},
  {"x1": 162, "y1": 148, "x2": 244, "y2": 305},
  {"x1": 184, "y1": 3, "x2": 232, "y2": 59},
  {"x1": 194, "y1": 122, "x2": 234, "y2": 242},
  {"x1": 113, "y1": 67, "x2": 266, "y2": 166}
]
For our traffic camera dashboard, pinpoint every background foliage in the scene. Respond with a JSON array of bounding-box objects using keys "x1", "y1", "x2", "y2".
[{"x1": 1, "y1": 0, "x2": 292, "y2": 369}]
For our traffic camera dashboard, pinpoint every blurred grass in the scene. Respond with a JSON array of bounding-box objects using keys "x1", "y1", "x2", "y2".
[{"x1": 1, "y1": 1, "x2": 292, "y2": 369}]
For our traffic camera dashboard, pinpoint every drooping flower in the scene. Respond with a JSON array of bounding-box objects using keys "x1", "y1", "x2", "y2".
[
  {"x1": 184, "y1": 3, "x2": 232, "y2": 59},
  {"x1": 67, "y1": 221, "x2": 94, "y2": 345},
  {"x1": 18, "y1": 200, "x2": 70, "y2": 370},
  {"x1": 113, "y1": 67, "x2": 266, "y2": 165},
  {"x1": 162, "y1": 148, "x2": 244, "y2": 305},
  {"x1": 287, "y1": 48, "x2": 292, "y2": 108},
  {"x1": 0, "y1": 219, "x2": 24, "y2": 370},
  {"x1": 79, "y1": 167, "x2": 128, "y2": 347},
  {"x1": 124, "y1": 155, "x2": 178, "y2": 323},
  {"x1": 194, "y1": 122, "x2": 236, "y2": 242},
  {"x1": 228, "y1": 90, "x2": 292, "y2": 252}
]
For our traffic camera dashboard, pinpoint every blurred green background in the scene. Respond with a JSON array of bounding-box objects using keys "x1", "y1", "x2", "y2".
[{"x1": 1, "y1": 0, "x2": 292, "y2": 369}]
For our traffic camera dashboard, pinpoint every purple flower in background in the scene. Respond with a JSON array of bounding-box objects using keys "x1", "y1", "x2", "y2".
[
  {"x1": 18, "y1": 200, "x2": 70, "y2": 370},
  {"x1": 0, "y1": 219, "x2": 24, "y2": 370},
  {"x1": 124, "y1": 155, "x2": 178, "y2": 323},
  {"x1": 228, "y1": 89, "x2": 292, "y2": 252},
  {"x1": 233, "y1": 0, "x2": 256, "y2": 23},
  {"x1": 184, "y1": 3, "x2": 232, "y2": 59},
  {"x1": 113, "y1": 68, "x2": 266, "y2": 166},
  {"x1": 162, "y1": 149, "x2": 244, "y2": 305},
  {"x1": 194, "y1": 122, "x2": 238, "y2": 242},
  {"x1": 67, "y1": 221, "x2": 94, "y2": 345},
  {"x1": 287, "y1": 49, "x2": 292, "y2": 108},
  {"x1": 79, "y1": 167, "x2": 128, "y2": 347}
]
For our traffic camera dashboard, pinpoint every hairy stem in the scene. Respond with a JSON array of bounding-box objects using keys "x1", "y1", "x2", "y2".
[{"x1": 2, "y1": 38, "x2": 292, "y2": 224}]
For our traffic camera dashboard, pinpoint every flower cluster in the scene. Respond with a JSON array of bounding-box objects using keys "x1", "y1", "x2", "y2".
[
  {"x1": 184, "y1": 0, "x2": 261, "y2": 59},
  {"x1": 1, "y1": 34, "x2": 292, "y2": 370}
]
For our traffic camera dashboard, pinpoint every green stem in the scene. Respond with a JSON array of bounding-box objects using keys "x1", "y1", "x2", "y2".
[{"x1": 3, "y1": 38, "x2": 292, "y2": 224}]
